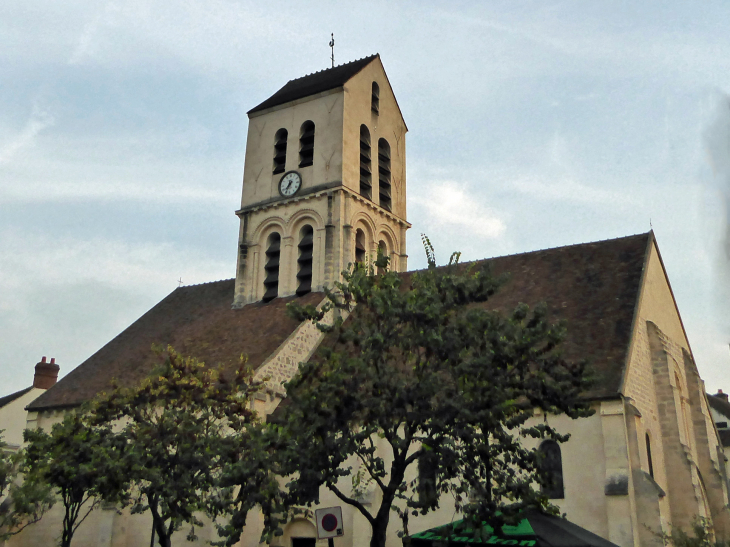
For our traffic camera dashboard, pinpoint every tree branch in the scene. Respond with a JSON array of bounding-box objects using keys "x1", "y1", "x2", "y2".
[
  {"x1": 327, "y1": 483, "x2": 375, "y2": 526},
  {"x1": 353, "y1": 449, "x2": 386, "y2": 492}
]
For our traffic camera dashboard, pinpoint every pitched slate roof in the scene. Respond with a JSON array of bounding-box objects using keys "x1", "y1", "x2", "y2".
[
  {"x1": 248, "y1": 54, "x2": 378, "y2": 114},
  {"x1": 464, "y1": 232, "x2": 651, "y2": 400},
  {"x1": 278, "y1": 232, "x2": 651, "y2": 412},
  {"x1": 0, "y1": 386, "x2": 33, "y2": 410},
  {"x1": 707, "y1": 393, "x2": 730, "y2": 420},
  {"x1": 30, "y1": 233, "x2": 652, "y2": 412},
  {"x1": 28, "y1": 280, "x2": 324, "y2": 412}
]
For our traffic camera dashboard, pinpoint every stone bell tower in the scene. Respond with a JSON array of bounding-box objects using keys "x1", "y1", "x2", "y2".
[{"x1": 233, "y1": 54, "x2": 410, "y2": 307}]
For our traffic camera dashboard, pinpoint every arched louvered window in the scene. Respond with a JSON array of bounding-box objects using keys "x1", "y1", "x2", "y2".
[
  {"x1": 359, "y1": 125, "x2": 372, "y2": 199},
  {"x1": 299, "y1": 121, "x2": 315, "y2": 168},
  {"x1": 273, "y1": 129, "x2": 288, "y2": 174},
  {"x1": 371, "y1": 82, "x2": 380, "y2": 114},
  {"x1": 355, "y1": 229, "x2": 366, "y2": 264},
  {"x1": 262, "y1": 232, "x2": 281, "y2": 302},
  {"x1": 297, "y1": 225, "x2": 314, "y2": 296},
  {"x1": 377, "y1": 240, "x2": 387, "y2": 275},
  {"x1": 378, "y1": 138, "x2": 391, "y2": 211},
  {"x1": 646, "y1": 433, "x2": 654, "y2": 479},
  {"x1": 539, "y1": 440, "x2": 564, "y2": 499}
]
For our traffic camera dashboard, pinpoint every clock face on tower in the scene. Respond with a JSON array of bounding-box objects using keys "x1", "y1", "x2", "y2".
[{"x1": 279, "y1": 171, "x2": 302, "y2": 197}]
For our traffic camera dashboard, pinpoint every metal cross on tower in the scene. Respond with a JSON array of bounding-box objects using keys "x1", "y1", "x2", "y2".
[{"x1": 329, "y1": 33, "x2": 335, "y2": 68}]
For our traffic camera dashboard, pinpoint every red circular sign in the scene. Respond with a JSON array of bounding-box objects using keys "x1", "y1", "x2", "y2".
[{"x1": 322, "y1": 513, "x2": 338, "y2": 532}]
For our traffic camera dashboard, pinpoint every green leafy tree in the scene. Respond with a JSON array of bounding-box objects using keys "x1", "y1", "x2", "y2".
[
  {"x1": 91, "y1": 347, "x2": 270, "y2": 547},
  {"x1": 23, "y1": 413, "x2": 127, "y2": 547},
  {"x1": 1, "y1": 432, "x2": 54, "y2": 540},
  {"x1": 210, "y1": 422, "x2": 292, "y2": 547},
  {"x1": 657, "y1": 517, "x2": 730, "y2": 547},
  {"x1": 282, "y1": 242, "x2": 593, "y2": 547}
]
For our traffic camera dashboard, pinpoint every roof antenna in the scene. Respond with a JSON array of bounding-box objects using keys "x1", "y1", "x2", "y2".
[
  {"x1": 329, "y1": 33, "x2": 335, "y2": 68},
  {"x1": 177, "y1": 277, "x2": 183, "y2": 287}
]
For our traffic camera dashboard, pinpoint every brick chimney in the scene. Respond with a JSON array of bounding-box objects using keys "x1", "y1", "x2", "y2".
[
  {"x1": 33, "y1": 356, "x2": 59, "y2": 389},
  {"x1": 715, "y1": 389, "x2": 729, "y2": 403}
]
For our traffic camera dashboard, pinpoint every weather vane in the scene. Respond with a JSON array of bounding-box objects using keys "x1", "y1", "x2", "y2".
[{"x1": 329, "y1": 33, "x2": 335, "y2": 68}]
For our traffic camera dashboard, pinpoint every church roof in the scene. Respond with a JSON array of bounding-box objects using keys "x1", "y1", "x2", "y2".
[
  {"x1": 271, "y1": 233, "x2": 651, "y2": 422},
  {"x1": 248, "y1": 54, "x2": 379, "y2": 114},
  {"x1": 277, "y1": 231, "x2": 652, "y2": 417},
  {"x1": 30, "y1": 232, "x2": 652, "y2": 412},
  {"x1": 460, "y1": 232, "x2": 651, "y2": 400},
  {"x1": 27, "y1": 281, "x2": 324, "y2": 412}
]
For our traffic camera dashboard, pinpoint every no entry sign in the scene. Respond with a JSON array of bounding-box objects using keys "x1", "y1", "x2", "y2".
[{"x1": 315, "y1": 506, "x2": 344, "y2": 539}]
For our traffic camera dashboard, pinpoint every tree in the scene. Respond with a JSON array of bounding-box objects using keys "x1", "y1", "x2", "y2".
[
  {"x1": 282, "y1": 243, "x2": 593, "y2": 547},
  {"x1": 1, "y1": 432, "x2": 54, "y2": 541},
  {"x1": 210, "y1": 422, "x2": 292, "y2": 547},
  {"x1": 23, "y1": 411, "x2": 127, "y2": 547},
  {"x1": 91, "y1": 346, "x2": 269, "y2": 547},
  {"x1": 656, "y1": 517, "x2": 730, "y2": 547}
]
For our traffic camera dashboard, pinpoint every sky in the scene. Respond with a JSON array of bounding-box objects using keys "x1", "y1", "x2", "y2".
[{"x1": 2, "y1": 1, "x2": 730, "y2": 395}]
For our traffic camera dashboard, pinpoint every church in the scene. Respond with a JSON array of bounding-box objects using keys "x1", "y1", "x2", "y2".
[{"x1": 5, "y1": 54, "x2": 730, "y2": 547}]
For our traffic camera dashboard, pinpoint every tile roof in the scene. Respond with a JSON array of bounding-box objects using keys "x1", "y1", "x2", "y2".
[
  {"x1": 0, "y1": 386, "x2": 33, "y2": 410},
  {"x1": 28, "y1": 280, "x2": 324, "y2": 412},
  {"x1": 707, "y1": 393, "x2": 730, "y2": 420},
  {"x1": 30, "y1": 232, "x2": 652, "y2": 412},
  {"x1": 248, "y1": 55, "x2": 378, "y2": 114},
  {"x1": 458, "y1": 232, "x2": 651, "y2": 400},
  {"x1": 277, "y1": 232, "x2": 652, "y2": 417}
]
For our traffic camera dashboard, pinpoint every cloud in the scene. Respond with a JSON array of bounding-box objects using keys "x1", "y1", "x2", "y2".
[
  {"x1": 411, "y1": 181, "x2": 505, "y2": 239},
  {"x1": 0, "y1": 104, "x2": 54, "y2": 165},
  {"x1": 0, "y1": 228, "x2": 234, "y2": 392},
  {"x1": 510, "y1": 174, "x2": 637, "y2": 206}
]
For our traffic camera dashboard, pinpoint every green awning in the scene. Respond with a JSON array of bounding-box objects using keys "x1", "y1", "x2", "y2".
[
  {"x1": 407, "y1": 511, "x2": 621, "y2": 547},
  {"x1": 410, "y1": 518, "x2": 537, "y2": 546}
]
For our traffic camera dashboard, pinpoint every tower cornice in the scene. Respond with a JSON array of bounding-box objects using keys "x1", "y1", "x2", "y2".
[{"x1": 235, "y1": 183, "x2": 411, "y2": 229}]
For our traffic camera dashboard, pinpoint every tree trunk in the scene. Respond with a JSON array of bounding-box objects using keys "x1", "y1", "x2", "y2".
[
  {"x1": 149, "y1": 498, "x2": 172, "y2": 547},
  {"x1": 61, "y1": 501, "x2": 78, "y2": 547},
  {"x1": 369, "y1": 459, "x2": 406, "y2": 547},
  {"x1": 370, "y1": 517, "x2": 390, "y2": 547}
]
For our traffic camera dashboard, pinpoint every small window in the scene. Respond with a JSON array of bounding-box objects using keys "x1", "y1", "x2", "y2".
[
  {"x1": 355, "y1": 229, "x2": 366, "y2": 264},
  {"x1": 299, "y1": 121, "x2": 315, "y2": 168},
  {"x1": 297, "y1": 225, "x2": 314, "y2": 296},
  {"x1": 718, "y1": 421, "x2": 729, "y2": 429},
  {"x1": 378, "y1": 138, "x2": 391, "y2": 211},
  {"x1": 645, "y1": 433, "x2": 654, "y2": 479},
  {"x1": 538, "y1": 440, "x2": 564, "y2": 499},
  {"x1": 263, "y1": 232, "x2": 281, "y2": 302},
  {"x1": 273, "y1": 129, "x2": 288, "y2": 174},
  {"x1": 359, "y1": 125, "x2": 372, "y2": 199},
  {"x1": 371, "y1": 82, "x2": 380, "y2": 114}
]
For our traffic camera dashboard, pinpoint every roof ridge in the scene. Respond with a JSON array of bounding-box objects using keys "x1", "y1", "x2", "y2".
[
  {"x1": 286, "y1": 54, "x2": 378, "y2": 84},
  {"x1": 176, "y1": 278, "x2": 234, "y2": 290},
  {"x1": 406, "y1": 232, "x2": 651, "y2": 273},
  {"x1": 478, "y1": 231, "x2": 651, "y2": 263},
  {"x1": 248, "y1": 54, "x2": 380, "y2": 115}
]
